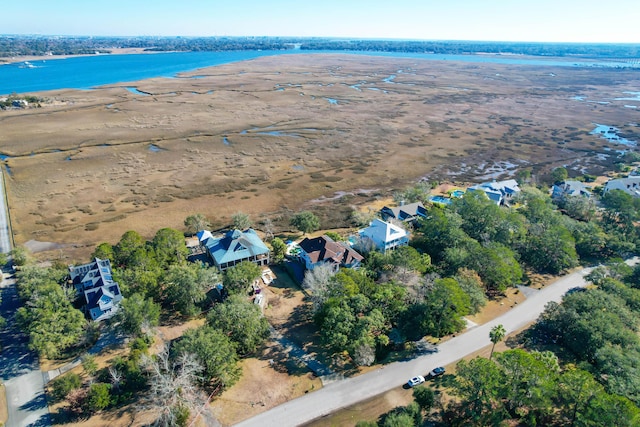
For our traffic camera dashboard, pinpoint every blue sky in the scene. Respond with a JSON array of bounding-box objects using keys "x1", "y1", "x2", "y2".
[{"x1": 4, "y1": 0, "x2": 639, "y2": 43}]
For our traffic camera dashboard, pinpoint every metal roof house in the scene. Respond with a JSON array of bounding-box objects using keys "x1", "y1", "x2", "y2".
[
  {"x1": 552, "y1": 180, "x2": 592, "y2": 199},
  {"x1": 380, "y1": 202, "x2": 427, "y2": 223},
  {"x1": 199, "y1": 229, "x2": 270, "y2": 271},
  {"x1": 603, "y1": 176, "x2": 640, "y2": 198},
  {"x1": 359, "y1": 219, "x2": 409, "y2": 253},
  {"x1": 69, "y1": 257, "x2": 123, "y2": 321},
  {"x1": 468, "y1": 179, "x2": 521, "y2": 206}
]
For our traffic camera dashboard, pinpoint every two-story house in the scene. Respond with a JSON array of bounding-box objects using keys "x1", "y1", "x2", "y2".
[
  {"x1": 69, "y1": 257, "x2": 123, "y2": 321},
  {"x1": 298, "y1": 235, "x2": 363, "y2": 272},
  {"x1": 359, "y1": 219, "x2": 409, "y2": 253},
  {"x1": 199, "y1": 228, "x2": 270, "y2": 272}
]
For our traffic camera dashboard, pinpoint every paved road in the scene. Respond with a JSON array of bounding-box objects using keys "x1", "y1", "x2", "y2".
[
  {"x1": 0, "y1": 170, "x2": 12, "y2": 254},
  {"x1": 0, "y1": 274, "x2": 51, "y2": 427},
  {"x1": 235, "y1": 267, "x2": 595, "y2": 427}
]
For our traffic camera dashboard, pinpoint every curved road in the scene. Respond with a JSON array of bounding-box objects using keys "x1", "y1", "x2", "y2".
[{"x1": 236, "y1": 267, "x2": 596, "y2": 427}]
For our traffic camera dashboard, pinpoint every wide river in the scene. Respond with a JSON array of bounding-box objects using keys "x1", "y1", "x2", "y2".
[{"x1": 0, "y1": 49, "x2": 636, "y2": 95}]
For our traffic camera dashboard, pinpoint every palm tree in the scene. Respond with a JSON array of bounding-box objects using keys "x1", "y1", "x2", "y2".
[{"x1": 489, "y1": 324, "x2": 506, "y2": 360}]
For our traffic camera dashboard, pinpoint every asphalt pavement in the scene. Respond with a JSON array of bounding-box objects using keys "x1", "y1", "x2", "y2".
[
  {"x1": 0, "y1": 170, "x2": 11, "y2": 254},
  {"x1": 235, "y1": 266, "x2": 595, "y2": 427},
  {"x1": 0, "y1": 274, "x2": 51, "y2": 427}
]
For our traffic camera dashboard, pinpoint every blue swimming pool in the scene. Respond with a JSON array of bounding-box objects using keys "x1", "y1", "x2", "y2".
[
  {"x1": 430, "y1": 195, "x2": 452, "y2": 205},
  {"x1": 451, "y1": 190, "x2": 465, "y2": 198}
]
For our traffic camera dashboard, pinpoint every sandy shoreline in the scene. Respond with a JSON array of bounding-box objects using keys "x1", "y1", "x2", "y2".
[{"x1": 0, "y1": 47, "x2": 159, "y2": 65}]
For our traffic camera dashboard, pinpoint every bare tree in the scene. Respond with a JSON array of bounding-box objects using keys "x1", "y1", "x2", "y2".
[
  {"x1": 351, "y1": 234, "x2": 377, "y2": 255},
  {"x1": 232, "y1": 211, "x2": 252, "y2": 230},
  {"x1": 353, "y1": 344, "x2": 376, "y2": 367},
  {"x1": 108, "y1": 366, "x2": 123, "y2": 392},
  {"x1": 140, "y1": 345, "x2": 208, "y2": 427},
  {"x1": 302, "y1": 263, "x2": 336, "y2": 310},
  {"x1": 262, "y1": 217, "x2": 275, "y2": 240},
  {"x1": 184, "y1": 214, "x2": 211, "y2": 236},
  {"x1": 350, "y1": 207, "x2": 377, "y2": 227}
]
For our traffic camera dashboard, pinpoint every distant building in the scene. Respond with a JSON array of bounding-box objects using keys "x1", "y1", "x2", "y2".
[
  {"x1": 552, "y1": 180, "x2": 592, "y2": 200},
  {"x1": 603, "y1": 176, "x2": 640, "y2": 198},
  {"x1": 380, "y1": 202, "x2": 427, "y2": 224},
  {"x1": 359, "y1": 219, "x2": 409, "y2": 253},
  {"x1": 298, "y1": 235, "x2": 363, "y2": 271},
  {"x1": 199, "y1": 229, "x2": 270, "y2": 271},
  {"x1": 69, "y1": 258, "x2": 123, "y2": 321},
  {"x1": 468, "y1": 179, "x2": 520, "y2": 205}
]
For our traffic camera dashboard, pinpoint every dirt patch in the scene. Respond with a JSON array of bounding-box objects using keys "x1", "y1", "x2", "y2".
[
  {"x1": 304, "y1": 387, "x2": 414, "y2": 427},
  {"x1": 211, "y1": 354, "x2": 321, "y2": 426},
  {"x1": 0, "y1": 382, "x2": 7, "y2": 426},
  {"x1": 209, "y1": 265, "x2": 323, "y2": 426},
  {"x1": 466, "y1": 286, "x2": 527, "y2": 325},
  {"x1": 2, "y1": 54, "x2": 637, "y2": 260}
]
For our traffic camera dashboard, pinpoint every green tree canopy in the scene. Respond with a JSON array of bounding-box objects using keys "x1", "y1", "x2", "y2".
[
  {"x1": 151, "y1": 227, "x2": 189, "y2": 266},
  {"x1": 207, "y1": 294, "x2": 270, "y2": 355},
  {"x1": 16, "y1": 280, "x2": 86, "y2": 359},
  {"x1": 269, "y1": 237, "x2": 287, "y2": 264},
  {"x1": 550, "y1": 166, "x2": 568, "y2": 184},
  {"x1": 290, "y1": 211, "x2": 320, "y2": 234},
  {"x1": 470, "y1": 242, "x2": 523, "y2": 292},
  {"x1": 84, "y1": 383, "x2": 112, "y2": 412},
  {"x1": 10, "y1": 246, "x2": 33, "y2": 266},
  {"x1": 454, "y1": 268, "x2": 487, "y2": 314},
  {"x1": 117, "y1": 293, "x2": 160, "y2": 337},
  {"x1": 223, "y1": 261, "x2": 262, "y2": 295},
  {"x1": 172, "y1": 325, "x2": 241, "y2": 389},
  {"x1": 114, "y1": 230, "x2": 146, "y2": 266},
  {"x1": 164, "y1": 262, "x2": 220, "y2": 317},
  {"x1": 91, "y1": 242, "x2": 115, "y2": 262}
]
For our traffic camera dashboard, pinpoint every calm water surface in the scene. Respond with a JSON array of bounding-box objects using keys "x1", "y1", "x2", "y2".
[{"x1": 0, "y1": 50, "x2": 635, "y2": 95}]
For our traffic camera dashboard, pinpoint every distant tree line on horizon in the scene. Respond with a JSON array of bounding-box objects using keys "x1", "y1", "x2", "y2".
[{"x1": 1, "y1": 35, "x2": 639, "y2": 59}]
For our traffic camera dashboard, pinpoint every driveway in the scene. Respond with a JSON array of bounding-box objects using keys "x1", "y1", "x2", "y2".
[
  {"x1": 0, "y1": 274, "x2": 51, "y2": 427},
  {"x1": 235, "y1": 267, "x2": 595, "y2": 427}
]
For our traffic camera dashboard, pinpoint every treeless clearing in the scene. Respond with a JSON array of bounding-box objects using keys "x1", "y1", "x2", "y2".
[
  {"x1": 0, "y1": 383, "x2": 7, "y2": 426},
  {"x1": 1, "y1": 54, "x2": 638, "y2": 261}
]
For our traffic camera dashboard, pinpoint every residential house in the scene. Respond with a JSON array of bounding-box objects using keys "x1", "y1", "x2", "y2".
[
  {"x1": 199, "y1": 229, "x2": 270, "y2": 271},
  {"x1": 552, "y1": 180, "x2": 592, "y2": 200},
  {"x1": 69, "y1": 257, "x2": 123, "y2": 321},
  {"x1": 603, "y1": 176, "x2": 640, "y2": 198},
  {"x1": 298, "y1": 235, "x2": 363, "y2": 272},
  {"x1": 380, "y1": 202, "x2": 427, "y2": 224},
  {"x1": 468, "y1": 179, "x2": 521, "y2": 206},
  {"x1": 359, "y1": 218, "x2": 409, "y2": 253}
]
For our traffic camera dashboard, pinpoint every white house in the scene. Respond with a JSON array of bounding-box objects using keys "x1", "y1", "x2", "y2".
[
  {"x1": 552, "y1": 180, "x2": 592, "y2": 200},
  {"x1": 603, "y1": 176, "x2": 640, "y2": 198},
  {"x1": 69, "y1": 258, "x2": 123, "y2": 321},
  {"x1": 359, "y1": 219, "x2": 409, "y2": 253}
]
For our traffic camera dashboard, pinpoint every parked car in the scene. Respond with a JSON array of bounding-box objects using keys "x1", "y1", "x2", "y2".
[
  {"x1": 428, "y1": 367, "x2": 446, "y2": 378},
  {"x1": 407, "y1": 375, "x2": 425, "y2": 387}
]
